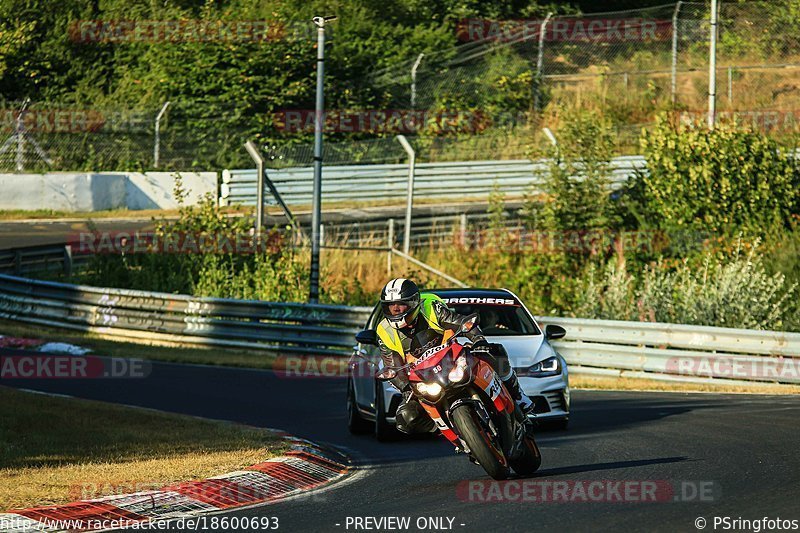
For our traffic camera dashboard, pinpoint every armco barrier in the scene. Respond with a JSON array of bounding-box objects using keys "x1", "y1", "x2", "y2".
[
  {"x1": 0, "y1": 274, "x2": 371, "y2": 356},
  {"x1": 536, "y1": 316, "x2": 800, "y2": 385},
  {"x1": 0, "y1": 272, "x2": 798, "y2": 385},
  {"x1": 220, "y1": 157, "x2": 645, "y2": 207},
  {"x1": 0, "y1": 244, "x2": 76, "y2": 276}
]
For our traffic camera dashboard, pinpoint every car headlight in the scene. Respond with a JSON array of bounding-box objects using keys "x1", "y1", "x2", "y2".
[
  {"x1": 448, "y1": 355, "x2": 468, "y2": 383},
  {"x1": 415, "y1": 382, "x2": 443, "y2": 397},
  {"x1": 522, "y1": 356, "x2": 561, "y2": 377}
]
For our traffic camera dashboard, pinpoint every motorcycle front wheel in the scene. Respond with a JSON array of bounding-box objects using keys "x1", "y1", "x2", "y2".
[
  {"x1": 509, "y1": 434, "x2": 542, "y2": 476},
  {"x1": 451, "y1": 404, "x2": 510, "y2": 480}
]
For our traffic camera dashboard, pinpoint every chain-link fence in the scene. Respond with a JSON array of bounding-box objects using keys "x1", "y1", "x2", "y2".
[
  {"x1": 263, "y1": 130, "x2": 550, "y2": 168},
  {"x1": 4, "y1": 2, "x2": 800, "y2": 173},
  {"x1": 0, "y1": 99, "x2": 254, "y2": 172},
  {"x1": 370, "y1": 2, "x2": 800, "y2": 149}
]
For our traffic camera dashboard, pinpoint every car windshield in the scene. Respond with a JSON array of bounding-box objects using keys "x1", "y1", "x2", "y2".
[{"x1": 438, "y1": 298, "x2": 541, "y2": 336}]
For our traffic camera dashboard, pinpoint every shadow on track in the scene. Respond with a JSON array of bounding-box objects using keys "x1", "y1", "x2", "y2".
[
  {"x1": 338, "y1": 392, "x2": 723, "y2": 468},
  {"x1": 533, "y1": 456, "x2": 690, "y2": 477},
  {"x1": 551, "y1": 392, "x2": 722, "y2": 437}
]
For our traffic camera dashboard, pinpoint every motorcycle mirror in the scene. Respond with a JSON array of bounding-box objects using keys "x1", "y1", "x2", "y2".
[
  {"x1": 375, "y1": 368, "x2": 397, "y2": 381},
  {"x1": 461, "y1": 313, "x2": 480, "y2": 333}
]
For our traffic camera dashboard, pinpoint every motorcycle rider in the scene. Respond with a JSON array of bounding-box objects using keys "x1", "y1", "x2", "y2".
[{"x1": 376, "y1": 278, "x2": 534, "y2": 434}]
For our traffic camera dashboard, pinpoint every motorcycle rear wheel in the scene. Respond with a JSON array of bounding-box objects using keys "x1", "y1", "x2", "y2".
[{"x1": 451, "y1": 404, "x2": 510, "y2": 480}]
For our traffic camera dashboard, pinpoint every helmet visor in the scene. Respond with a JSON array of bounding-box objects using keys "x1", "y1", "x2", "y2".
[{"x1": 380, "y1": 293, "x2": 420, "y2": 318}]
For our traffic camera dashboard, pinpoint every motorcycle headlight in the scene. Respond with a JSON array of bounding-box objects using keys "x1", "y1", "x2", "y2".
[
  {"x1": 448, "y1": 355, "x2": 469, "y2": 383},
  {"x1": 522, "y1": 356, "x2": 561, "y2": 377},
  {"x1": 415, "y1": 382, "x2": 443, "y2": 398}
]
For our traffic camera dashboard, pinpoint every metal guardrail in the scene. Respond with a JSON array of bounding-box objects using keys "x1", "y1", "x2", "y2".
[
  {"x1": 0, "y1": 269, "x2": 798, "y2": 386},
  {"x1": 0, "y1": 274, "x2": 372, "y2": 356},
  {"x1": 219, "y1": 157, "x2": 644, "y2": 207},
  {"x1": 537, "y1": 316, "x2": 800, "y2": 386},
  {"x1": 0, "y1": 243, "x2": 90, "y2": 276}
]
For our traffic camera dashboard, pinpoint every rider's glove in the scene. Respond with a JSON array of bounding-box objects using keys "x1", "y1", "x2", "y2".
[{"x1": 470, "y1": 339, "x2": 492, "y2": 356}]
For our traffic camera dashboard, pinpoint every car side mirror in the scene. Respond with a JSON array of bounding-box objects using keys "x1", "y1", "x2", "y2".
[
  {"x1": 545, "y1": 324, "x2": 566, "y2": 340},
  {"x1": 355, "y1": 329, "x2": 378, "y2": 346}
]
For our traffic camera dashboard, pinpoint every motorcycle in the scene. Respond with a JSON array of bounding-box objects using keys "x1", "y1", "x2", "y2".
[{"x1": 375, "y1": 314, "x2": 542, "y2": 480}]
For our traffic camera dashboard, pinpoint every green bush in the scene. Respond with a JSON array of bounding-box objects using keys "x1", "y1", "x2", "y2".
[
  {"x1": 762, "y1": 0, "x2": 800, "y2": 57},
  {"x1": 77, "y1": 176, "x2": 310, "y2": 302},
  {"x1": 575, "y1": 240, "x2": 797, "y2": 330},
  {"x1": 632, "y1": 116, "x2": 800, "y2": 234},
  {"x1": 539, "y1": 109, "x2": 617, "y2": 232}
]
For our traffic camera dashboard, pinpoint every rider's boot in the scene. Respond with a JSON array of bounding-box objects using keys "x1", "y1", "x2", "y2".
[{"x1": 501, "y1": 371, "x2": 535, "y2": 414}]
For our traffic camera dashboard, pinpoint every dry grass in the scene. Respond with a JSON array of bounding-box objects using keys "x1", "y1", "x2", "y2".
[
  {"x1": 319, "y1": 240, "x2": 450, "y2": 305},
  {"x1": 571, "y1": 374, "x2": 800, "y2": 395},
  {"x1": 0, "y1": 387, "x2": 288, "y2": 510},
  {"x1": 0, "y1": 197, "x2": 503, "y2": 223},
  {"x1": 0, "y1": 206, "x2": 257, "y2": 222},
  {"x1": 0, "y1": 208, "x2": 181, "y2": 221}
]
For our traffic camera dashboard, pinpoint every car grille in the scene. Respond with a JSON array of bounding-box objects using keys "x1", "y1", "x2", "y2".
[
  {"x1": 532, "y1": 390, "x2": 565, "y2": 414},
  {"x1": 543, "y1": 389, "x2": 565, "y2": 412}
]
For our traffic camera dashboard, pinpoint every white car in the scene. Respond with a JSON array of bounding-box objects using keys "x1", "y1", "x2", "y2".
[{"x1": 347, "y1": 288, "x2": 570, "y2": 440}]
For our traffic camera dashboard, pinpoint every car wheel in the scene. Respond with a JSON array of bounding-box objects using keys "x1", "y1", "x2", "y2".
[
  {"x1": 347, "y1": 378, "x2": 372, "y2": 434},
  {"x1": 374, "y1": 381, "x2": 400, "y2": 441}
]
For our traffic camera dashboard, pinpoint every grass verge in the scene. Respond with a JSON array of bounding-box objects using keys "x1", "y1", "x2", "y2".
[
  {"x1": 571, "y1": 374, "x2": 800, "y2": 395},
  {"x1": 0, "y1": 386, "x2": 288, "y2": 510},
  {"x1": 0, "y1": 197, "x2": 502, "y2": 222},
  {"x1": 0, "y1": 208, "x2": 183, "y2": 221}
]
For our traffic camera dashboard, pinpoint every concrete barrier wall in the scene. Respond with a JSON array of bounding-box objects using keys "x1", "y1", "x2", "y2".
[{"x1": 0, "y1": 172, "x2": 216, "y2": 211}]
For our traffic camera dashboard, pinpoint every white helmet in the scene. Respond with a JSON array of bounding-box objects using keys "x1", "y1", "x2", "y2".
[{"x1": 380, "y1": 278, "x2": 421, "y2": 329}]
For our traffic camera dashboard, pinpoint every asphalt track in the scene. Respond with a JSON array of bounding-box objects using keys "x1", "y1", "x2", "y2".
[{"x1": 2, "y1": 360, "x2": 799, "y2": 533}]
